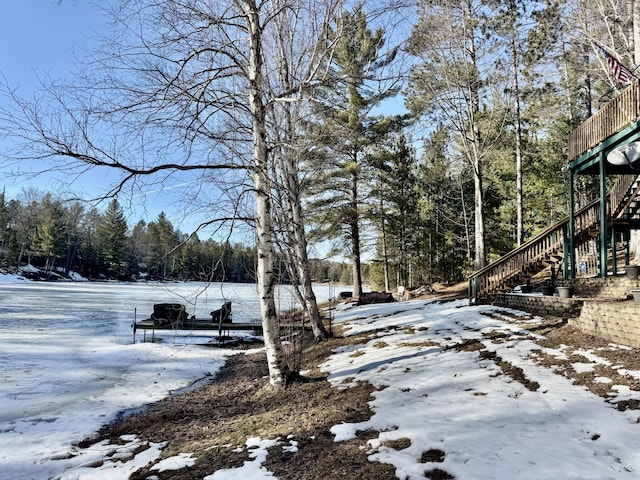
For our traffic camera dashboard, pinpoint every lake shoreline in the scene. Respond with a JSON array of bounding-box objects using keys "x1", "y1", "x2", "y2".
[
  {"x1": 76, "y1": 329, "x2": 397, "y2": 479},
  {"x1": 0, "y1": 280, "x2": 338, "y2": 478}
]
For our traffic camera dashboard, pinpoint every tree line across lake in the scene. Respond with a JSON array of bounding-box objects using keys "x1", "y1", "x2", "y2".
[{"x1": 0, "y1": 192, "x2": 355, "y2": 284}]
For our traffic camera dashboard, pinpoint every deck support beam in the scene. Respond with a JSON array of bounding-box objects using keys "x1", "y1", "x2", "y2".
[
  {"x1": 599, "y1": 150, "x2": 608, "y2": 278},
  {"x1": 568, "y1": 168, "x2": 576, "y2": 279}
]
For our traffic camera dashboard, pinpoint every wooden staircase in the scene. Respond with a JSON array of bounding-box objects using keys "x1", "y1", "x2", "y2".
[{"x1": 469, "y1": 174, "x2": 640, "y2": 303}]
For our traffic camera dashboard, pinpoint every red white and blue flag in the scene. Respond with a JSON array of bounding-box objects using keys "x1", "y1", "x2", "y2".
[{"x1": 598, "y1": 44, "x2": 635, "y2": 84}]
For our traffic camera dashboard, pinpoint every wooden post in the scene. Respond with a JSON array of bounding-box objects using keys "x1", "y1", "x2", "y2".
[{"x1": 625, "y1": 229, "x2": 631, "y2": 266}]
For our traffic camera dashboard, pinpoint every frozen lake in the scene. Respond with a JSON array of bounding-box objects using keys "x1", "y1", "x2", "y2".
[{"x1": 0, "y1": 280, "x2": 337, "y2": 479}]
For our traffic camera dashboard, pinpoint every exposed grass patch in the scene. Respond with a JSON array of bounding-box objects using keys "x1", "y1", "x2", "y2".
[
  {"x1": 383, "y1": 437, "x2": 411, "y2": 450},
  {"x1": 478, "y1": 350, "x2": 540, "y2": 391},
  {"x1": 82, "y1": 324, "x2": 396, "y2": 479},
  {"x1": 398, "y1": 340, "x2": 441, "y2": 348},
  {"x1": 529, "y1": 324, "x2": 640, "y2": 400},
  {"x1": 450, "y1": 338, "x2": 484, "y2": 352},
  {"x1": 421, "y1": 448, "x2": 445, "y2": 463}
]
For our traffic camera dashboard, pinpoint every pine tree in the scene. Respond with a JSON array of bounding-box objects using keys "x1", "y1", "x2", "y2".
[
  {"x1": 96, "y1": 199, "x2": 128, "y2": 272},
  {"x1": 146, "y1": 212, "x2": 179, "y2": 279},
  {"x1": 370, "y1": 135, "x2": 421, "y2": 290},
  {"x1": 62, "y1": 202, "x2": 86, "y2": 277},
  {"x1": 36, "y1": 196, "x2": 66, "y2": 275},
  {"x1": 307, "y1": 5, "x2": 400, "y2": 297},
  {"x1": 407, "y1": 0, "x2": 502, "y2": 270},
  {"x1": 417, "y1": 125, "x2": 473, "y2": 281}
]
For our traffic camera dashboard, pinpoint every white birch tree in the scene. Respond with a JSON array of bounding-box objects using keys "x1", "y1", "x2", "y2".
[
  {"x1": 266, "y1": 0, "x2": 334, "y2": 341},
  {"x1": 0, "y1": 0, "x2": 345, "y2": 387}
]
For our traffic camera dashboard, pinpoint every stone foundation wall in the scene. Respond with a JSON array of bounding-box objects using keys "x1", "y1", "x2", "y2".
[
  {"x1": 557, "y1": 276, "x2": 638, "y2": 300},
  {"x1": 493, "y1": 276, "x2": 640, "y2": 349},
  {"x1": 493, "y1": 293, "x2": 583, "y2": 318},
  {"x1": 570, "y1": 301, "x2": 640, "y2": 348}
]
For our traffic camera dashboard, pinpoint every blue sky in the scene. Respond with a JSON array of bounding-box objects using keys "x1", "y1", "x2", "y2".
[
  {"x1": 0, "y1": 2, "x2": 239, "y2": 239},
  {"x1": 0, "y1": 3, "x2": 383, "y2": 258},
  {"x1": 1, "y1": 2, "x2": 108, "y2": 194},
  {"x1": 1, "y1": 2, "x2": 98, "y2": 78},
  {"x1": 1, "y1": 4, "x2": 123, "y2": 211}
]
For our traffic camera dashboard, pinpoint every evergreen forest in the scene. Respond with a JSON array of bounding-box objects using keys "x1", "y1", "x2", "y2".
[{"x1": 0, "y1": 193, "x2": 354, "y2": 284}]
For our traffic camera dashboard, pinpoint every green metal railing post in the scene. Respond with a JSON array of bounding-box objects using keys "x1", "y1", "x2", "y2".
[
  {"x1": 599, "y1": 151, "x2": 608, "y2": 278},
  {"x1": 568, "y1": 169, "x2": 576, "y2": 279},
  {"x1": 562, "y1": 223, "x2": 569, "y2": 278}
]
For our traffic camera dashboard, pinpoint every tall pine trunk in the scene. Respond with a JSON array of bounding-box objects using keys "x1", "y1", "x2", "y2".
[
  {"x1": 350, "y1": 165, "x2": 363, "y2": 298},
  {"x1": 508, "y1": 0, "x2": 524, "y2": 247},
  {"x1": 465, "y1": 1, "x2": 485, "y2": 271}
]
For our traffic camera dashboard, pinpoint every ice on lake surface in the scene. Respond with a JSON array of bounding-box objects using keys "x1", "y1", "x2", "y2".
[{"x1": 0, "y1": 280, "x2": 336, "y2": 479}]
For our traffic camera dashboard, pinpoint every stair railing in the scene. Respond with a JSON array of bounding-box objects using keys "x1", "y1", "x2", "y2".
[
  {"x1": 610, "y1": 174, "x2": 640, "y2": 219},
  {"x1": 469, "y1": 198, "x2": 603, "y2": 303},
  {"x1": 470, "y1": 174, "x2": 640, "y2": 303}
]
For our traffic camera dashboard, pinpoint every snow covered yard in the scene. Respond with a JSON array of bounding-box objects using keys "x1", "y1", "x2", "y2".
[
  {"x1": 320, "y1": 299, "x2": 640, "y2": 479},
  {"x1": 10, "y1": 288, "x2": 640, "y2": 479}
]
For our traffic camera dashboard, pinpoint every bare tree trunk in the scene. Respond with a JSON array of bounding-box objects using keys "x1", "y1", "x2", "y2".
[
  {"x1": 292, "y1": 217, "x2": 328, "y2": 336},
  {"x1": 244, "y1": 0, "x2": 287, "y2": 388},
  {"x1": 294, "y1": 224, "x2": 330, "y2": 339},
  {"x1": 276, "y1": 153, "x2": 330, "y2": 340},
  {"x1": 407, "y1": 0, "x2": 489, "y2": 272},
  {"x1": 381, "y1": 200, "x2": 391, "y2": 292},
  {"x1": 469, "y1": 83, "x2": 485, "y2": 269},
  {"x1": 460, "y1": 177, "x2": 472, "y2": 270},
  {"x1": 268, "y1": 3, "x2": 331, "y2": 342},
  {"x1": 463, "y1": 1, "x2": 485, "y2": 271},
  {"x1": 472, "y1": 160, "x2": 484, "y2": 270},
  {"x1": 350, "y1": 167, "x2": 363, "y2": 298}
]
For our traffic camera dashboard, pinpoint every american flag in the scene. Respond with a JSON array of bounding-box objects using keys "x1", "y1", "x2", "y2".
[{"x1": 598, "y1": 45, "x2": 635, "y2": 84}]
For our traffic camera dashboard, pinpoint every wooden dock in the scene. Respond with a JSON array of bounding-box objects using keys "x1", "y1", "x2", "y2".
[
  {"x1": 133, "y1": 318, "x2": 263, "y2": 343},
  {"x1": 134, "y1": 318, "x2": 262, "y2": 332},
  {"x1": 131, "y1": 301, "x2": 264, "y2": 342},
  {"x1": 132, "y1": 302, "x2": 307, "y2": 343}
]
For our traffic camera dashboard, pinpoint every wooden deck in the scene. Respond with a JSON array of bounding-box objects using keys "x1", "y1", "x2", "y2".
[
  {"x1": 568, "y1": 80, "x2": 640, "y2": 161},
  {"x1": 470, "y1": 81, "x2": 640, "y2": 304}
]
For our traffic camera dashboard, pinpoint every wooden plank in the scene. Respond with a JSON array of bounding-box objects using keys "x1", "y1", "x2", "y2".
[{"x1": 134, "y1": 319, "x2": 262, "y2": 331}]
